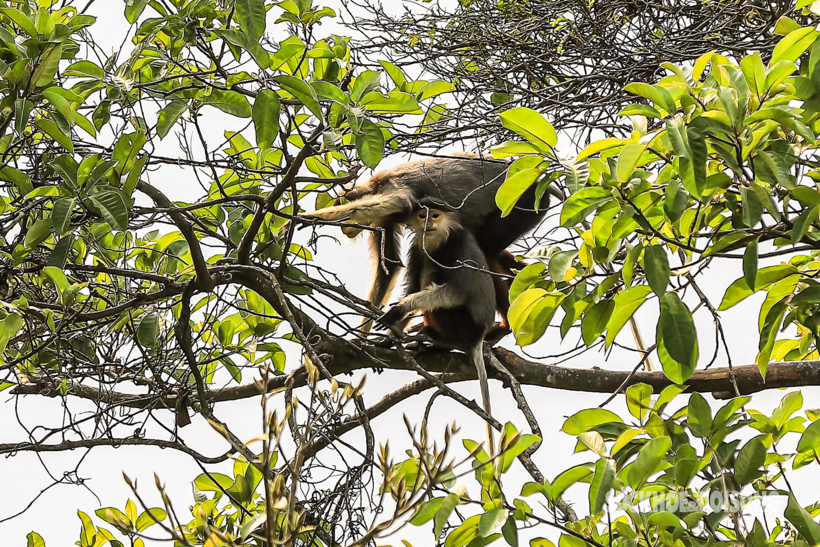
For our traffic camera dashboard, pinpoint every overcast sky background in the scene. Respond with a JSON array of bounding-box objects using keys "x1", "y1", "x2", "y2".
[{"x1": 1, "y1": 1, "x2": 819, "y2": 545}]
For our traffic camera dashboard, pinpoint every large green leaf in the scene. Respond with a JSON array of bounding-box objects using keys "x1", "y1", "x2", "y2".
[
  {"x1": 52, "y1": 198, "x2": 75, "y2": 235},
  {"x1": 137, "y1": 314, "x2": 159, "y2": 348},
  {"x1": 496, "y1": 165, "x2": 547, "y2": 217},
  {"x1": 588, "y1": 458, "x2": 615, "y2": 515},
  {"x1": 657, "y1": 293, "x2": 698, "y2": 383},
  {"x1": 274, "y1": 75, "x2": 323, "y2": 118},
  {"x1": 606, "y1": 286, "x2": 653, "y2": 348},
  {"x1": 626, "y1": 436, "x2": 671, "y2": 488},
  {"x1": 235, "y1": 0, "x2": 266, "y2": 41},
  {"x1": 90, "y1": 191, "x2": 129, "y2": 231},
  {"x1": 253, "y1": 90, "x2": 281, "y2": 151},
  {"x1": 734, "y1": 437, "x2": 766, "y2": 484},
  {"x1": 770, "y1": 27, "x2": 819, "y2": 66},
  {"x1": 203, "y1": 89, "x2": 252, "y2": 118},
  {"x1": 785, "y1": 494, "x2": 820, "y2": 545},
  {"x1": 157, "y1": 101, "x2": 187, "y2": 139},
  {"x1": 355, "y1": 119, "x2": 385, "y2": 169},
  {"x1": 797, "y1": 419, "x2": 820, "y2": 453},
  {"x1": 498, "y1": 107, "x2": 557, "y2": 151},
  {"x1": 643, "y1": 245, "x2": 670, "y2": 297},
  {"x1": 560, "y1": 186, "x2": 612, "y2": 226},
  {"x1": 549, "y1": 464, "x2": 594, "y2": 501},
  {"x1": 562, "y1": 409, "x2": 622, "y2": 435}
]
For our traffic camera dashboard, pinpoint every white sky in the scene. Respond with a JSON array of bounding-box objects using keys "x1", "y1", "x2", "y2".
[{"x1": 1, "y1": 1, "x2": 820, "y2": 545}]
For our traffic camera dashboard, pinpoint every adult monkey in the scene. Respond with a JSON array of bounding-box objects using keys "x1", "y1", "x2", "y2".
[
  {"x1": 300, "y1": 155, "x2": 549, "y2": 332},
  {"x1": 375, "y1": 202, "x2": 497, "y2": 453}
]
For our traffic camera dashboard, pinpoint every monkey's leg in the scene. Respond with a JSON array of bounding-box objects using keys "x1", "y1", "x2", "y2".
[{"x1": 360, "y1": 225, "x2": 403, "y2": 333}]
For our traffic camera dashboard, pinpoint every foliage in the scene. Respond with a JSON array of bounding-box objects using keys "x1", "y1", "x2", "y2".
[
  {"x1": 344, "y1": 0, "x2": 810, "y2": 148},
  {"x1": 2, "y1": 1, "x2": 820, "y2": 547},
  {"x1": 500, "y1": 23, "x2": 820, "y2": 385}
]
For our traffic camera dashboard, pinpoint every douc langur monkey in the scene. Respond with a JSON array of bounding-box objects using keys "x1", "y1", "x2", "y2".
[
  {"x1": 299, "y1": 155, "x2": 548, "y2": 334},
  {"x1": 374, "y1": 203, "x2": 497, "y2": 454}
]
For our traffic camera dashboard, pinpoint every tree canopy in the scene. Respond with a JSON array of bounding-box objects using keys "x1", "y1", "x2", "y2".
[{"x1": 2, "y1": 1, "x2": 820, "y2": 547}]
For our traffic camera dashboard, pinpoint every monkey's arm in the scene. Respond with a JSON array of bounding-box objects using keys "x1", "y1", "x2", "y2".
[
  {"x1": 300, "y1": 193, "x2": 410, "y2": 225},
  {"x1": 375, "y1": 283, "x2": 466, "y2": 329}
]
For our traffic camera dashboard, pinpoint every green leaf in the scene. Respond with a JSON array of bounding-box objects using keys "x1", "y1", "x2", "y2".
[
  {"x1": 735, "y1": 437, "x2": 767, "y2": 484},
  {"x1": 687, "y1": 392, "x2": 712, "y2": 438},
  {"x1": 792, "y1": 205, "x2": 818, "y2": 244},
  {"x1": 90, "y1": 191, "x2": 129, "y2": 231},
  {"x1": 253, "y1": 90, "x2": 281, "y2": 151},
  {"x1": 194, "y1": 472, "x2": 233, "y2": 492},
  {"x1": 490, "y1": 141, "x2": 542, "y2": 159},
  {"x1": 605, "y1": 286, "x2": 653, "y2": 348},
  {"x1": 657, "y1": 293, "x2": 698, "y2": 383},
  {"x1": 0, "y1": 166, "x2": 33, "y2": 195},
  {"x1": 797, "y1": 419, "x2": 820, "y2": 453},
  {"x1": 135, "y1": 508, "x2": 167, "y2": 532},
  {"x1": 64, "y1": 61, "x2": 105, "y2": 80},
  {"x1": 445, "y1": 515, "x2": 480, "y2": 547},
  {"x1": 434, "y1": 493, "x2": 460, "y2": 537},
  {"x1": 616, "y1": 143, "x2": 646, "y2": 182},
  {"x1": 48, "y1": 235, "x2": 74, "y2": 268},
  {"x1": 33, "y1": 44, "x2": 63, "y2": 87},
  {"x1": 718, "y1": 265, "x2": 797, "y2": 310},
  {"x1": 203, "y1": 89, "x2": 252, "y2": 118},
  {"x1": 509, "y1": 289, "x2": 563, "y2": 346},
  {"x1": 757, "y1": 299, "x2": 788, "y2": 378},
  {"x1": 26, "y1": 532, "x2": 46, "y2": 547},
  {"x1": 582, "y1": 299, "x2": 615, "y2": 346},
  {"x1": 549, "y1": 464, "x2": 594, "y2": 501},
  {"x1": 626, "y1": 383, "x2": 652, "y2": 422},
  {"x1": 95, "y1": 507, "x2": 131, "y2": 531},
  {"x1": 644, "y1": 245, "x2": 670, "y2": 297},
  {"x1": 499, "y1": 107, "x2": 557, "y2": 151},
  {"x1": 588, "y1": 458, "x2": 615, "y2": 515},
  {"x1": 785, "y1": 494, "x2": 820, "y2": 545},
  {"x1": 235, "y1": 0, "x2": 266, "y2": 41},
  {"x1": 478, "y1": 508, "x2": 506, "y2": 538},
  {"x1": 664, "y1": 179, "x2": 689, "y2": 223},
  {"x1": 156, "y1": 101, "x2": 187, "y2": 139},
  {"x1": 35, "y1": 119, "x2": 73, "y2": 153},
  {"x1": 741, "y1": 52, "x2": 767, "y2": 96},
  {"x1": 578, "y1": 138, "x2": 622, "y2": 161},
  {"x1": 744, "y1": 239, "x2": 758, "y2": 290},
  {"x1": 311, "y1": 81, "x2": 349, "y2": 104},
  {"x1": 355, "y1": 119, "x2": 385, "y2": 169},
  {"x1": 548, "y1": 251, "x2": 577, "y2": 282},
  {"x1": 25, "y1": 218, "x2": 52, "y2": 248},
  {"x1": 125, "y1": 0, "x2": 148, "y2": 23},
  {"x1": 360, "y1": 90, "x2": 420, "y2": 113},
  {"x1": 624, "y1": 82, "x2": 675, "y2": 114},
  {"x1": 2, "y1": 8, "x2": 38, "y2": 37},
  {"x1": 411, "y1": 498, "x2": 445, "y2": 526},
  {"x1": 137, "y1": 314, "x2": 159, "y2": 348},
  {"x1": 496, "y1": 166, "x2": 547, "y2": 217},
  {"x1": 15, "y1": 99, "x2": 34, "y2": 136},
  {"x1": 52, "y1": 198, "x2": 75, "y2": 235},
  {"x1": 350, "y1": 70, "x2": 381, "y2": 102},
  {"x1": 627, "y1": 436, "x2": 671, "y2": 488},
  {"x1": 771, "y1": 27, "x2": 820, "y2": 66},
  {"x1": 562, "y1": 409, "x2": 623, "y2": 435},
  {"x1": 510, "y1": 262, "x2": 546, "y2": 304},
  {"x1": 274, "y1": 75, "x2": 323, "y2": 118},
  {"x1": 560, "y1": 186, "x2": 612, "y2": 226}
]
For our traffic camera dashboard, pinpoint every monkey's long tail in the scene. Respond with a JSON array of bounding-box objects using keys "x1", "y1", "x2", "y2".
[{"x1": 470, "y1": 345, "x2": 495, "y2": 456}]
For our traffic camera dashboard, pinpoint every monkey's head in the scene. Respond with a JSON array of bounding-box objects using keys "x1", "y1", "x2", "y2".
[{"x1": 407, "y1": 203, "x2": 460, "y2": 250}]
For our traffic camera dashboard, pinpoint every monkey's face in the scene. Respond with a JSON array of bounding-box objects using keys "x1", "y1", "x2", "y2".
[{"x1": 408, "y1": 208, "x2": 457, "y2": 249}]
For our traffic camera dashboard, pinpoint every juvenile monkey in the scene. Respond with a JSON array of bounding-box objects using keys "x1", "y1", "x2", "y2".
[
  {"x1": 374, "y1": 203, "x2": 497, "y2": 454},
  {"x1": 300, "y1": 155, "x2": 547, "y2": 333}
]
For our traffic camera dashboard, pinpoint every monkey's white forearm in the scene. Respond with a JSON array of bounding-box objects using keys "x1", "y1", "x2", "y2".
[
  {"x1": 301, "y1": 193, "x2": 410, "y2": 223},
  {"x1": 398, "y1": 283, "x2": 466, "y2": 314}
]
